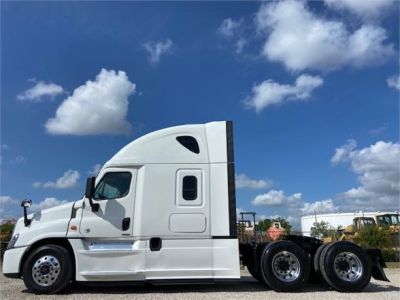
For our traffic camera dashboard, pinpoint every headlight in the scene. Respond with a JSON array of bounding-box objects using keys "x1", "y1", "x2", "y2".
[{"x1": 6, "y1": 233, "x2": 19, "y2": 250}]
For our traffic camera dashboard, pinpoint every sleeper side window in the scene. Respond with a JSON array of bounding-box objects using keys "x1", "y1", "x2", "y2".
[
  {"x1": 176, "y1": 169, "x2": 202, "y2": 206},
  {"x1": 176, "y1": 136, "x2": 200, "y2": 154},
  {"x1": 94, "y1": 172, "x2": 132, "y2": 200},
  {"x1": 182, "y1": 176, "x2": 197, "y2": 200}
]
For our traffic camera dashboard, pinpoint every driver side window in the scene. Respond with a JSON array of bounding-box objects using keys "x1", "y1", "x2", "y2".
[{"x1": 94, "y1": 172, "x2": 132, "y2": 200}]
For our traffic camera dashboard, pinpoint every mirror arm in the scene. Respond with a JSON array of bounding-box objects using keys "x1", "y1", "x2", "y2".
[
  {"x1": 23, "y1": 206, "x2": 31, "y2": 227},
  {"x1": 88, "y1": 197, "x2": 99, "y2": 212},
  {"x1": 85, "y1": 177, "x2": 99, "y2": 212},
  {"x1": 21, "y1": 199, "x2": 32, "y2": 227}
]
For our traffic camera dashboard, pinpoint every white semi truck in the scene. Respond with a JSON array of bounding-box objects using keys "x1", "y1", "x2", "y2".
[{"x1": 2, "y1": 121, "x2": 389, "y2": 294}]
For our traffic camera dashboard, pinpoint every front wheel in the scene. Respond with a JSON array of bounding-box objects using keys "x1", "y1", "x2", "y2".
[
  {"x1": 22, "y1": 244, "x2": 73, "y2": 294},
  {"x1": 319, "y1": 241, "x2": 371, "y2": 292},
  {"x1": 260, "y1": 241, "x2": 310, "y2": 292}
]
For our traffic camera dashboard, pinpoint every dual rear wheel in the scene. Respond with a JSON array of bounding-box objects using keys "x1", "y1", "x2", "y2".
[
  {"x1": 315, "y1": 241, "x2": 371, "y2": 292},
  {"x1": 252, "y1": 240, "x2": 371, "y2": 292},
  {"x1": 259, "y1": 240, "x2": 310, "y2": 292}
]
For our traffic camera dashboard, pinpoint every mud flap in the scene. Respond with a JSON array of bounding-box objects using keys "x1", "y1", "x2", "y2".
[{"x1": 366, "y1": 248, "x2": 390, "y2": 282}]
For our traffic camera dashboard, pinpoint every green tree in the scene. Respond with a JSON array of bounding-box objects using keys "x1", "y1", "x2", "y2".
[
  {"x1": 0, "y1": 223, "x2": 15, "y2": 260},
  {"x1": 0, "y1": 223, "x2": 15, "y2": 236},
  {"x1": 256, "y1": 219, "x2": 272, "y2": 232},
  {"x1": 256, "y1": 217, "x2": 292, "y2": 234},
  {"x1": 310, "y1": 221, "x2": 336, "y2": 239},
  {"x1": 273, "y1": 217, "x2": 292, "y2": 234},
  {"x1": 354, "y1": 225, "x2": 392, "y2": 249}
]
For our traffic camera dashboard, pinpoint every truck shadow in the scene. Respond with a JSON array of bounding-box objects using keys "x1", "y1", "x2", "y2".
[{"x1": 21, "y1": 276, "x2": 400, "y2": 295}]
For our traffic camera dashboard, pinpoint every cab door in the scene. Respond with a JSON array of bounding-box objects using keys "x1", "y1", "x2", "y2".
[{"x1": 80, "y1": 168, "x2": 136, "y2": 238}]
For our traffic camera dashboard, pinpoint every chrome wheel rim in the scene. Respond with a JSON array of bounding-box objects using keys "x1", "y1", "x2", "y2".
[
  {"x1": 271, "y1": 251, "x2": 301, "y2": 282},
  {"x1": 333, "y1": 251, "x2": 363, "y2": 282},
  {"x1": 32, "y1": 255, "x2": 61, "y2": 287}
]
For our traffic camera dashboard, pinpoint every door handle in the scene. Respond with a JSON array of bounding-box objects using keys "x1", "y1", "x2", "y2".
[{"x1": 122, "y1": 217, "x2": 130, "y2": 231}]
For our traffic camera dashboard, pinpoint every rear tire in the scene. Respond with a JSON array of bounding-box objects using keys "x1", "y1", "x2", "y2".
[
  {"x1": 22, "y1": 244, "x2": 72, "y2": 294},
  {"x1": 319, "y1": 241, "x2": 371, "y2": 292},
  {"x1": 260, "y1": 240, "x2": 310, "y2": 292},
  {"x1": 313, "y1": 243, "x2": 330, "y2": 281},
  {"x1": 246, "y1": 260, "x2": 261, "y2": 281}
]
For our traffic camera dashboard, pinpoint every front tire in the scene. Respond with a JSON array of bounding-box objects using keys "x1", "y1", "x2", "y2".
[
  {"x1": 260, "y1": 241, "x2": 310, "y2": 292},
  {"x1": 319, "y1": 241, "x2": 371, "y2": 292},
  {"x1": 22, "y1": 244, "x2": 72, "y2": 294}
]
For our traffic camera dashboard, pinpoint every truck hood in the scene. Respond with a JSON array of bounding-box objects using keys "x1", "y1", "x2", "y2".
[{"x1": 13, "y1": 201, "x2": 76, "y2": 248}]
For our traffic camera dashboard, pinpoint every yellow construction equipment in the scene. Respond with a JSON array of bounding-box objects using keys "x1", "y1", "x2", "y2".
[{"x1": 339, "y1": 213, "x2": 399, "y2": 245}]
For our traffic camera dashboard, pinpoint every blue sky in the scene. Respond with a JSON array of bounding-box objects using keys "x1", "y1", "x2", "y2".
[{"x1": 1, "y1": 0, "x2": 399, "y2": 228}]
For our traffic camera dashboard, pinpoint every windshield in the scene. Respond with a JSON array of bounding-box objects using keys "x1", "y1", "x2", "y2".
[
  {"x1": 360, "y1": 218, "x2": 375, "y2": 226},
  {"x1": 377, "y1": 214, "x2": 400, "y2": 226}
]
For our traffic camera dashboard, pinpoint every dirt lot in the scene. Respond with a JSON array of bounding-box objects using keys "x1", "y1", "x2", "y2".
[{"x1": 1, "y1": 268, "x2": 399, "y2": 300}]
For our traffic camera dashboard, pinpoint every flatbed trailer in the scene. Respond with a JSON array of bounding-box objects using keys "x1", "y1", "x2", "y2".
[{"x1": 2, "y1": 121, "x2": 389, "y2": 294}]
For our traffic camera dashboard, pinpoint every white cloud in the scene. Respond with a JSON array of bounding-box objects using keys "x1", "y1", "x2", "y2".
[
  {"x1": 235, "y1": 173, "x2": 272, "y2": 189},
  {"x1": 369, "y1": 124, "x2": 388, "y2": 136},
  {"x1": 30, "y1": 197, "x2": 68, "y2": 212},
  {"x1": 301, "y1": 199, "x2": 338, "y2": 215},
  {"x1": 143, "y1": 39, "x2": 173, "y2": 65},
  {"x1": 0, "y1": 196, "x2": 69, "y2": 215},
  {"x1": 252, "y1": 190, "x2": 302, "y2": 206},
  {"x1": 332, "y1": 140, "x2": 400, "y2": 210},
  {"x1": 331, "y1": 139, "x2": 357, "y2": 164},
  {"x1": 0, "y1": 196, "x2": 18, "y2": 218},
  {"x1": 387, "y1": 74, "x2": 400, "y2": 91},
  {"x1": 236, "y1": 207, "x2": 245, "y2": 219},
  {"x1": 17, "y1": 81, "x2": 63, "y2": 102},
  {"x1": 256, "y1": 214, "x2": 282, "y2": 221},
  {"x1": 264, "y1": 214, "x2": 300, "y2": 226},
  {"x1": 256, "y1": 0, "x2": 394, "y2": 72},
  {"x1": 88, "y1": 164, "x2": 102, "y2": 176},
  {"x1": 33, "y1": 169, "x2": 80, "y2": 189},
  {"x1": 286, "y1": 215, "x2": 300, "y2": 226},
  {"x1": 244, "y1": 187, "x2": 306, "y2": 229},
  {"x1": 217, "y1": 18, "x2": 242, "y2": 38},
  {"x1": 252, "y1": 214, "x2": 300, "y2": 229},
  {"x1": 45, "y1": 69, "x2": 135, "y2": 135},
  {"x1": 9, "y1": 155, "x2": 27, "y2": 165},
  {"x1": 324, "y1": 0, "x2": 395, "y2": 20},
  {"x1": 217, "y1": 18, "x2": 247, "y2": 54},
  {"x1": 245, "y1": 74, "x2": 323, "y2": 112},
  {"x1": 0, "y1": 196, "x2": 17, "y2": 205},
  {"x1": 234, "y1": 38, "x2": 247, "y2": 54}
]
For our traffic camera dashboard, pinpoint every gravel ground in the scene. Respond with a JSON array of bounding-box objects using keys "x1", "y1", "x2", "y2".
[{"x1": 1, "y1": 268, "x2": 399, "y2": 300}]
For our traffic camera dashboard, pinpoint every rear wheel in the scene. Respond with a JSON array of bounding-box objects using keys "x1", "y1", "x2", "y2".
[
  {"x1": 319, "y1": 241, "x2": 371, "y2": 292},
  {"x1": 22, "y1": 244, "x2": 72, "y2": 294},
  {"x1": 313, "y1": 243, "x2": 330, "y2": 280},
  {"x1": 246, "y1": 260, "x2": 261, "y2": 281},
  {"x1": 260, "y1": 240, "x2": 310, "y2": 292}
]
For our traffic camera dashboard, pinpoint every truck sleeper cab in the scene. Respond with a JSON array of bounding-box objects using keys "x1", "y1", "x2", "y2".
[{"x1": 2, "y1": 121, "x2": 389, "y2": 294}]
